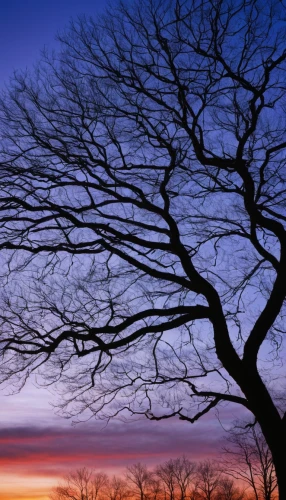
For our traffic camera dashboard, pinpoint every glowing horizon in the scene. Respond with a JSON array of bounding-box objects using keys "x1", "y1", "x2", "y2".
[{"x1": 0, "y1": 381, "x2": 245, "y2": 500}]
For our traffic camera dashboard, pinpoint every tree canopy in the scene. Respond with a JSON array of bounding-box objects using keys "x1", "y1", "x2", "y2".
[{"x1": 0, "y1": 0, "x2": 286, "y2": 496}]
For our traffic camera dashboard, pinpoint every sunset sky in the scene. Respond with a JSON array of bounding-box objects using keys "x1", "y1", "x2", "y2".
[
  {"x1": 0, "y1": 380, "x2": 246, "y2": 500},
  {"x1": 0, "y1": 1, "x2": 250, "y2": 499}
]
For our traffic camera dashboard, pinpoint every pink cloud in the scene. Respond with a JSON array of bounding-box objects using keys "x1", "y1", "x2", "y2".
[
  {"x1": 0, "y1": 385, "x2": 250, "y2": 499},
  {"x1": 0, "y1": 415, "x2": 227, "y2": 477}
]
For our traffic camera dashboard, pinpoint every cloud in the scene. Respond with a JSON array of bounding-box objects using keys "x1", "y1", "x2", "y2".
[
  {"x1": 0, "y1": 384, "x2": 249, "y2": 500},
  {"x1": 0, "y1": 415, "x2": 224, "y2": 478}
]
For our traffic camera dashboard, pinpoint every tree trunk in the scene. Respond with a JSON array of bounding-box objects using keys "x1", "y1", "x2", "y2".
[
  {"x1": 271, "y1": 448, "x2": 286, "y2": 500},
  {"x1": 239, "y1": 368, "x2": 285, "y2": 499}
]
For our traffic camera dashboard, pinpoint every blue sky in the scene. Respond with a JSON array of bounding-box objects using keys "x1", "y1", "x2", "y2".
[{"x1": 0, "y1": 0, "x2": 107, "y2": 85}]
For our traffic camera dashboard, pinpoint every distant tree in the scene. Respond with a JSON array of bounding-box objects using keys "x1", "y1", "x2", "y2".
[
  {"x1": 195, "y1": 461, "x2": 221, "y2": 500},
  {"x1": 148, "y1": 478, "x2": 164, "y2": 500},
  {"x1": 0, "y1": 0, "x2": 286, "y2": 497},
  {"x1": 167, "y1": 457, "x2": 196, "y2": 500},
  {"x1": 126, "y1": 463, "x2": 152, "y2": 500},
  {"x1": 105, "y1": 477, "x2": 130, "y2": 500},
  {"x1": 155, "y1": 460, "x2": 178, "y2": 500},
  {"x1": 222, "y1": 426, "x2": 278, "y2": 500},
  {"x1": 92, "y1": 472, "x2": 110, "y2": 500},
  {"x1": 189, "y1": 488, "x2": 201, "y2": 500},
  {"x1": 50, "y1": 468, "x2": 107, "y2": 500},
  {"x1": 216, "y1": 477, "x2": 245, "y2": 500}
]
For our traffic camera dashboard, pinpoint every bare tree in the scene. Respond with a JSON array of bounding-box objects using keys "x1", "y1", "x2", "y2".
[
  {"x1": 155, "y1": 457, "x2": 195, "y2": 500},
  {"x1": 92, "y1": 472, "x2": 110, "y2": 500},
  {"x1": 105, "y1": 477, "x2": 130, "y2": 500},
  {"x1": 155, "y1": 460, "x2": 178, "y2": 500},
  {"x1": 49, "y1": 463, "x2": 246, "y2": 500},
  {"x1": 222, "y1": 426, "x2": 278, "y2": 500},
  {"x1": 50, "y1": 468, "x2": 107, "y2": 500},
  {"x1": 216, "y1": 478, "x2": 245, "y2": 500},
  {"x1": 189, "y1": 488, "x2": 201, "y2": 500},
  {"x1": 148, "y1": 478, "x2": 164, "y2": 500},
  {"x1": 0, "y1": 0, "x2": 286, "y2": 496},
  {"x1": 166, "y1": 457, "x2": 196, "y2": 500},
  {"x1": 126, "y1": 463, "x2": 152, "y2": 500},
  {"x1": 195, "y1": 461, "x2": 221, "y2": 500}
]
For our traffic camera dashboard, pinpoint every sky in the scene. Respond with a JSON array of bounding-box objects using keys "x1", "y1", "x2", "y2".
[
  {"x1": 0, "y1": 381, "x2": 238, "y2": 500},
  {"x1": 0, "y1": 2, "x2": 248, "y2": 500},
  {"x1": 0, "y1": 0, "x2": 107, "y2": 86}
]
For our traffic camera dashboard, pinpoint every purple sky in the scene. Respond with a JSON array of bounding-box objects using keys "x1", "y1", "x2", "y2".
[
  {"x1": 0, "y1": 380, "x2": 243, "y2": 500},
  {"x1": 0, "y1": 0, "x2": 107, "y2": 86}
]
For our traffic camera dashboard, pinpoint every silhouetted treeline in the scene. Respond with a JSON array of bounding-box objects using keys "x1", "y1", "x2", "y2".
[{"x1": 50, "y1": 454, "x2": 277, "y2": 500}]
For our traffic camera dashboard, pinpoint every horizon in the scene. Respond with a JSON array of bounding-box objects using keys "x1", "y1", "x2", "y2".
[{"x1": 0, "y1": 380, "x2": 238, "y2": 500}]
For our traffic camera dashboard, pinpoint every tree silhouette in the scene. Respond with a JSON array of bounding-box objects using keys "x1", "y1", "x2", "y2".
[
  {"x1": 50, "y1": 468, "x2": 108, "y2": 500},
  {"x1": 222, "y1": 426, "x2": 277, "y2": 500},
  {"x1": 155, "y1": 457, "x2": 196, "y2": 500},
  {"x1": 0, "y1": 0, "x2": 285, "y2": 496},
  {"x1": 126, "y1": 463, "x2": 152, "y2": 500},
  {"x1": 195, "y1": 461, "x2": 221, "y2": 500},
  {"x1": 49, "y1": 461, "x2": 245, "y2": 500},
  {"x1": 217, "y1": 478, "x2": 245, "y2": 500}
]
